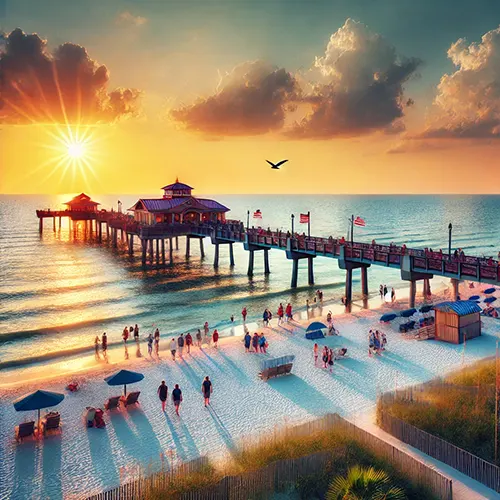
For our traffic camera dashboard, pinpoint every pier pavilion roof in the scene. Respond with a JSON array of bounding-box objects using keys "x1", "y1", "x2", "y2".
[
  {"x1": 64, "y1": 193, "x2": 100, "y2": 209},
  {"x1": 129, "y1": 197, "x2": 229, "y2": 213}
]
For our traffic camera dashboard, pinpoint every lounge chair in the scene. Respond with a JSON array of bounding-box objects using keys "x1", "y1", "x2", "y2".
[
  {"x1": 16, "y1": 421, "x2": 35, "y2": 441},
  {"x1": 41, "y1": 412, "x2": 61, "y2": 434},
  {"x1": 122, "y1": 391, "x2": 140, "y2": 407},
  {"x1": 104, "y1": 396, "x2": 121, "y2": 410}
]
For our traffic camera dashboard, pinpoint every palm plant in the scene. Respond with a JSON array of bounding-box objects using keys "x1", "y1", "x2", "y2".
[{"x1": 327, "y1": 465, "x2": 406, "y2": 500}]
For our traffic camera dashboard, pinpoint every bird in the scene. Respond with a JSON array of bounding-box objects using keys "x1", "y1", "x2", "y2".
[{"x1": 266, "y1": 159, "x2": 288, "y2": 169}]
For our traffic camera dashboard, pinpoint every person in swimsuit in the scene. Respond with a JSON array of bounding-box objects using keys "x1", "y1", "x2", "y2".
[
  {"x1": 133, "y1": 324, "x2": 139, "y2": 342},
  {"x1": 252, "y1": 333, "x2": 259, "y2": 352},
  {"x1": 94, "y1": 336, "x2": 100, "y2": 357},
  {"x1": 244, "y1": 331, "x2": 251, "y2": 352},
  {"x1": 122, "y1": 327, "x2": 129, "y2": 344},
  {"x1": 313, "y1": 343, "x2": 318, "y2": 365},
  {"x1": 196, "y1": 329, "x2": 202, "y2": 348},
  {"x1": 328, "y1": 349, "x2": 334, "y2": 373},
  {"x1": 212, "y1": 329, "x2": 219, "y2": 348},
  {"x1": 101, "y1": 332, "x2": 107, "y2": 354},
  {"x1": 185, "y1": 332, "x2": 193, "y2": 354},
  {"x1": 169, "y1": 338, "x2": 177, "y2": 360},
  {"x1": 158, "y1": 381, "x2": 168, "y2": 412},
  {"x1": 201, "y1": 376, "x2": 212, "y2": 407},
  {"x1": 154, "y1": 328, "x2": 160, "y2": 355},
  {"x1": 172, "y1": 384, "x2": 182, "y2": 415},
  {"x1": 147, "y1": 334, "x2": 153, "y2": 356}
]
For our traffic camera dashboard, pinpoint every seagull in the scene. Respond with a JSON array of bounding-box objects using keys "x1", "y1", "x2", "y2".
[{"x1": 266, "y1": 159, "x2": 288, "y2": 169}]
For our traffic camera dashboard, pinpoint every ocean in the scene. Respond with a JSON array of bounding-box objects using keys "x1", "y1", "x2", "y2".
[{"x1": 1, "y1": 194, "x2": 499, "y2": 375}]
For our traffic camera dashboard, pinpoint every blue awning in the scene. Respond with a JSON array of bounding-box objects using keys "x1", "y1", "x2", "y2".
[
  {"x1": 306, "y1": 322, "x2": 327, "y2": 333},
  {"x1": 14, "y1": 390, "x2": 64, "y2": 412},
  {"x1": 434, "y1": 301, "x2": 482, "y2": 315}
]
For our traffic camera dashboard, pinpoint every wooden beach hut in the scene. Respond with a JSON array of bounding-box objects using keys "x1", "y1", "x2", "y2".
[{"x1": 433, "y1": 301, "x2": 481, "y2": 344}]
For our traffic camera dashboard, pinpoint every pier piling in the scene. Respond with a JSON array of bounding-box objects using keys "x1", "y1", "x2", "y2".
[
  {"x1": 214, "y1": 243, "x2": 220, "y2": 268},
  {"x1": 53, "y1": 217, "x2": 56, "y2": 232},
  {"x1": 307, "y1": 256, "x2": 314, "y2": 284},
  {"x1": 451, "y1": 278, "x2": 460, "y2": 301},
  {"x1": 175, "y1": 236, "x2": 179, "y2": 250},
  {"x1": 409, "y1": 280, "x2": 417, "y2": 308},
  {"x1": 129, "y1": 234, "x2": 134, "y2": 256},
  {"x1": 169, "y1": 238, "x2": 174, "y2": 264},
  {"x1": 264, "y1": 249, "x2": 270, "y2": 274},
  {"x1": 248, "y1": 250, "x2": 255, "y2": 276},
  {"x1": 141, "y1": 239, "x2": 147, "y2": 265},
  {"x1": 229, "y1": 243, "x2": 235, "y2": 267},
  {"x1": 161, "y1": 239, "x2": 165, "y2": 263},
  {"x1": 345, "y1": 269, "x2": 353, "y2": 304},
  {"x1": 361, "y1": 267, "x2": 369, "y2": 297},
  {"x1": 200, "y1": 238, "x2": 205, "y2": 258},
  {"x1": 156, "y1": 239, "x2": 160, "y2": 265},
  {"x1": 291, "y1": 258, "x2": 299, "y2": 288},
  {"x1": 186, "y1": 236, "x2": 191, "y2": 258}
]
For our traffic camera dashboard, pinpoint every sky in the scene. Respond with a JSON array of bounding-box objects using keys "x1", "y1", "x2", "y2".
[{"x1": 1, "y1": 0, "x2": 500, "y2": 194}]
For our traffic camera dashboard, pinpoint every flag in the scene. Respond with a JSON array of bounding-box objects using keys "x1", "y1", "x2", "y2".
[
  {"x1": 253, "y1": 209, "x2": 262, "y2": 219},
  {"x1": 354, "y1": 216, "x2": 366, "y2": 227},
  {"x1": 299, "y1": 213, "x2": 310, "y2": 223}
]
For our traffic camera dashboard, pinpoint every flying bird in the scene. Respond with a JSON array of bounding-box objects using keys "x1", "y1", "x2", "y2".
[{"x1": 266, "y1": 159, "x2": 288, "y2": 169}]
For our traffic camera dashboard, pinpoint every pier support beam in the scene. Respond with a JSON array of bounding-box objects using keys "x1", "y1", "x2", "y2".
[
  {"x1": 39, "y1": 218, "x2": 43, "y2": 234},
  {"x1": 264, "y1": 249, "x2": 270, "y2": 275},
  {"x1": 129, "y1": 234, "x2": 134, "y2": 256},
  {"x1": 361, "y1": 267, "x2": 369, "y2": 297},
  {"x1": 229, "y1": 243, "x2": 235, "y2": 267},
  {"x1": 175, "y1": 236, "x2": 179, "y2": 250},
  {"x1": 169, "y1": 238, "x2": 174, "y2": 264},
  {"x1": 214, "y1": 243, "x2": 220, "y2": 268},
  {"x1": 156, "y1": 239, "x2": 160, "y2": 265},
  {"x1": 149, "y1": 239, "x2": 153, "y2": 263},
  {"x1": 409, "y1": 280, "x2": 417, "y2": 308},
  {"x1": 59, "y1": 217, "x2": 62, "y2": 229},
  {"x1": 53, "y1": 217, "x2": 56, "y2": 232},
  {"x1": 451, "y1": 278, "x2": 460, "y2": 301},
  {"x1": 345, "y1": 269, "x2": 353, "y2": 305},
  {"x1": 141, "y1": 239, "x2": 147, "y2": 265},
  {"x1": 247, "y1": 250, "x2": 255, "y2": 276},
  {"x1": 200, "y1": 238, "x2": 205, "y2": 258},
  {"x1": 186, "y1": 236, "x2": 191, "y2": 258},
  {"x1": 307, "y1": 256, "x2": 314, "y2": 285},
  {"x1": 112, "y1": 228, "x2": 118, "y2": 249},
  {"x1": 291, "y1": 258, "x2": 299, "y2": 288},
  {"x1": 161, "y1": 239, "x2": 165, "y2": 263},
  {"x1": 106, "y1": 223, "x2": 110, "y2": 240}
]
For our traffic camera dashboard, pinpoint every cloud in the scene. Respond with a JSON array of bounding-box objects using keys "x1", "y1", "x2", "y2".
[
  {"x1": 170, "y1": 60, "x2": 301, "y2": 135},
  {"x1": 422, "y1": 25, "x2": 500, "y2": 138},
  {"x1": 0, "y1": 28, "x2": 142, "y2": 124},
  {"x1": 288, "y1": 19, "x2": 421, "y2": 138},
  {"x1": 116, "y1": 11, "x2": 148, "y2": 27},
  {"x1": 386, "y1": 139, "x2": 448, "y2": 154}
]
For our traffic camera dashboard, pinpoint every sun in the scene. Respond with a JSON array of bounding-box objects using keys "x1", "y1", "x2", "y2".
[{"x1": 67, "y1": 141, "x2": 85, "y2": 159}]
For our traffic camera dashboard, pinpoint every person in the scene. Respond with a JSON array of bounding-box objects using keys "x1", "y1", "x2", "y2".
[
  {"x1": 172, "y1": 384, "x2": 182, "y2": 415},
  {"x1": 158, "y1": 381, "x2": 168, "y2": 412},
  {"x1": 196, "y1": 329, "x2": 202, "y2": 348},
  {"x1": 178, "y1": 333, "x2": 185, "y2": 357},
  {"x1": 202, "y1": 376, "x2": 212, "y2": 407},
  {"x1": 267, "y1": 308, "x2": 273, "y2": 325},
  {"x1": 373, "y1": 331, "x2": 381, "y2": 355},
  {"x1": 381, "y1": 332, "x2": 387, "y2": 350},
  {"x1": 244, "y1": 331, "x2": 252, "y2": 352},
  {"x1": 379, "y1": 284, "x2": 384, "y2": 299},
  {"x1": 154, "y1": 328, "x2": 160, "y2": 355},
  {"x1": 212, "y1": 329, "x2": 219, "y2": 348},
  {"x1": 133, "y1": 324, "x2": 139, "y2": 342},
  {"x1": 204, "y1": 321, "x2": 209, "y2": 336},
  {"x1": 122, "y1": 326, "x2": 129, "y2": 344},
  {"x1": 185, "y1": 332, "x2": 193, "y2": 354},
  {"x1": 306, "y1": 299, "x2": 310, "y2": 309},
  {"x1": 326, "y1": 311, "x2": 332, "y2": 324},
  {"x1": 368, "y1": 330, "x2": 374, "y2": 357},
  {"x1": 263, "y1": 309, "x2": 269, "y2": 327},
  {"x1": 277, "y1": 303, "x2": 284, "y2": 325},
  {"x1": 94, "y1": 336, "x2": 100, "y2": 356},
  {"x1": 252, "y1": 332, "x2": 259, "y2": 352},
  {"x1": 170, "y1": 338, "x2": 177, "y2": 361},
  {"x1": 327, "y1": 349, "x2": 334, "y2": 373},
  {"x1": 286, "y1": 303, "x2": 293, "y2": 322},
  {"x1": 391, "y1": 288, "x2": 396, "y2": 303},
  {"x1": 313, "y1": 343, "x2": 319, "y2": 365},
  {"x1": 242, "y1": 307, "x2": 247, "y2": 322},
  {"x1": 383, "y1": 285, "x2": 388, "y2": 297},
  {"x1": 322, "y1": 346, "x2": 329, "y2": 368},
  {"x1": 147, "y1": 333, "x2": 153, "y2": 356},
  {"x1": 230, "y1": 315, "x2": 234, "y2": 323},
  {"x1": 101, "y1": 332, "x2": 107, "y2": 354},
  {"x1": 259, "y1": 333, "x2": 267, "y2": 353},
  {"x1": 204, "y1": 325, "x2": 211, "y2": 346}
]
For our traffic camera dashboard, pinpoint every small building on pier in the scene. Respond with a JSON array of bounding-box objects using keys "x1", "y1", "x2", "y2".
[
  {"x1": 129, "y1": 179, "x2": 229, "y2": 225},
  {"x1": 64, "y1": 193, "x2": 100, "y2": 213},
  {"x1": 433, "y1": 301, "x2": 481, "y2": 344}
]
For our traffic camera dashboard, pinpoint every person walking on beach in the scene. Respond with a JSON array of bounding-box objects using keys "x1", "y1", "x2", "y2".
[
  {"x1": 259, "y1": 333, "x2": 267, "y2": 353},
  {"x1": 286, "y1": 303, "x2": 293, "y2": 322},
  {"x1": 202, "y1": 376, "x2": 212, "y2": 407},
  {"x1": 212, "y1": 329, "x2": 219, "y2": 348},
  {"x1": 244, "y1": 331, "x2": 251, "y2": 352},
  {"x1": 327, "y1": 349, "x2": 334, "y2": 373},
  {"x1": 277, "y1": 303, "x2": 284, "y2": 325},
  {"x1": 172, "y1": 384, "x2": 182, "y2": 415},
  {"x1": 94, "y1": 336, "x2": 100, "y2": 357},
  {"x1": 158, "y1": 381, "x2": 168, "y2": 412},
  {"x1": 263, "y1": 309, "x2": 269, "y2": 327},
  {"x1": 170, "y1": 338, "x2": 177, "y2": 360},
  {"x1": 178, "y1": 333, "x2": 185, "y2": 357},
  {"x1": 379, "y1": 284, "x2": 384, "y2": 299},
  {"x1": 242, "y1": 307, "x2": 247, "y2": 322},
  {"x1": 134, "y1": 324, "x2": 139, "y2": 342},
  {"x1": 122, "y1": 326, "x2": 129, "y2": 344},
  {"x1": 204, "y1": 323, "x2": 211, "y2": 346},
  {"x1": 154, "y1": 328, "x2": 160, "y2": 355},
  {"x1": 147, "y1": 333, "x2": 153, "y2": 357},
  {"x1": 185, "y1": 332, "x2": 193, "y2": 354},
  {"x1": 252, "y1": 332, "x2": 259, "y2": 352},
  {"x1": 322, "y1": 346, "x2": 328, "y2": 368},
  {"x1": 101, "y1": 332, "x2": 108, "y2": 354},
  {"x1": 196, "y1": 329, "x2": 202, "y2": 348},
  {"x1": 313, "y1": 343, "x2": 318, "y2": 365},
  {"x1": 383, "y1": 285, "x2": 388, "y2": 298},
  {"x1": 391, "y1": 288, "x2": 396, "y2": 303}
]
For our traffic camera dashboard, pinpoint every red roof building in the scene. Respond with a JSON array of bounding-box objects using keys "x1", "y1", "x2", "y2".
[
  {"x1": 64, "y1": 193, "x2": 100, "y2": 212},
  {"x1": 129, "y1": 179, "x2": 229, "y2": 224}
]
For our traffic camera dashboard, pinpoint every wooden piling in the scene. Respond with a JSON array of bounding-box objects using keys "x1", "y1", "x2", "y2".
[
  {"x1": 229, "y1": 243, "x2": 235, "y2": 267},
  {"x1": 156, "y1": 239, "x2": 160, "y2": 265},
  {"x1": 214, "y1": 243, "x2": 220, "y2": 268},
  {"x1": 53, "y1": 217, "x2": 56, "y2": 232},
  {"x1": 345, "y1": 269, "x2": 353, "y2": 304},
  {"x1": 291, "y1": 258, "x2": 299, "y2": 288},
  {"x1": 264, "y1": 248, "x2": 270, "y2": 274},
  {"x1": 409, "y1": 280, "x2": 416, "y2": 308},
  {"x1": 161, "y1": 239, "x2": 165, "y2": 263},
  {"x1": 169, "y1": 238, "x2": 174, "y2": 264},
  {"x1": 199, "y1": 238, "x2": 205, "y2": 258},
  {"x1": 186, "y1": 236, "x2": 191, "y2": 258},
  {"x1": 175, "y1": 236, "x2": 179, "y2": 250},
  {"x1": 361, "y1": 267, "x2": 369, "y2": 296},
  {"x1": 129, "y1": 234, "x2": 134, "y2": 256},
  {"x1": 39, "y1": 218, "x2": 43, "y2": 234},
  {"x1": 149, "y1": 239, "x2": 153, "y2": 263},
  {"x1": 307, "y1": 256, "x2": 314, "y2": 285},
  {"x1": 141, "y1": 239, "x2": 147, "y2": 265}
]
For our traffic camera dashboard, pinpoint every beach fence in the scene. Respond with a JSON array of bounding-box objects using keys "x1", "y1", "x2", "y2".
[
  {"x1": 378, "y1": 410, "x2": 500, "y2": 493},
  {"x1": 85, "y1": 414, "x2": 452, "y2": 500}
]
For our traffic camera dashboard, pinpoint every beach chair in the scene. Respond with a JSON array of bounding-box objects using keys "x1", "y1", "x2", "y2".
[
  {"x1": 104, "y1": 396, "x2": 121, "y2": 410},
  {"x1": 16, "y1": 421, "x2": 35, "y2": 442},
  {"x1": 122, "y1": 391, "x2": 140, "y2": 407},
  {"x1": 41, "y1": 412, "x2": 61, "y2": 435}
]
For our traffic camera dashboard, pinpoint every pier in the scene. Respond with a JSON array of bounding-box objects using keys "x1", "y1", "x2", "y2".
[{"x1": 36, "y1": 186, "x2": 500, "y2": 308}]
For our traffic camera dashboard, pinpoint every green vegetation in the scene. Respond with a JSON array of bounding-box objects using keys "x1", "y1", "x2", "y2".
[
  {"x1": 378, "y1": 358, "x2": 498, "y2": 463},
  {"x1": 145, "y1": 427, "x2": 434, "y2": 499}
]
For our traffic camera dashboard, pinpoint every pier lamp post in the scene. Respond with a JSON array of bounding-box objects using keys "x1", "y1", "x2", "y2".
[
  {"x1": 291, "y1": 214, "x2": 295, "y2": 234},
  {"x1": 246, "y1": 210, "x2": 250, "y2": 230},
  {"x1": 448, "y1": 223, "x2": 453, "y2": 257}
]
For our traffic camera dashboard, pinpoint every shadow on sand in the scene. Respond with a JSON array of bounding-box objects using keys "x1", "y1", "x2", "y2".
[
  {"x1": 208, "y1": 406, "x2": 237, "y2": 454},
  {"x1": 41, "y1": 435, "x2": 62, "y2": 500},
  {"x1": 164, "y1": 411, "x2": 199, "y2": 462}
]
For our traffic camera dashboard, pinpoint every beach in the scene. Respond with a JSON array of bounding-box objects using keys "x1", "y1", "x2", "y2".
[{"x1": 1, "y1": 280, "x2": 499, "y2": 500}]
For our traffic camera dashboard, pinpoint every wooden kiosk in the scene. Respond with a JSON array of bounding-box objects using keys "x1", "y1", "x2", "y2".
[{"x1": 433, "y1": 301, "x2": 481, "y2": 344}]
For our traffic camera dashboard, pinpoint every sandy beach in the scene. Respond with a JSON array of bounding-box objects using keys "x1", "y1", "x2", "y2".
[{"x1": 1, "y1": 279, "x2": 499, "y2": 499}]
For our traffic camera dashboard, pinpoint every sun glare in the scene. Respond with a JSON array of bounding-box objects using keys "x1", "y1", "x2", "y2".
[{"x1": 67, "y1": 141, "x2": 85, "y2": 159}]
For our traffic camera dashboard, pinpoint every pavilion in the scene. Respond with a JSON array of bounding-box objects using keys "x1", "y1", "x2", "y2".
[
  {"x1": 129, "y1": 179, "x2": 229, "y2": 225},
  {"x1": 64, "y1": 193, "x2": 100, "y2": 212}
]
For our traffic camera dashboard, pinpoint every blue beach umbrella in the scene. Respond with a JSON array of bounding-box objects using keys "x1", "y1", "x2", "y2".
[
  {"x1": 469, "y1": 295, "x2": 480, "y2": 301},
  {"x1": 484, "y1": 288, "x2": 496, "y2": 295},
  {"x1": 380, "y1": 313, "x2": 397, "y2": 322},
  {"x1": 14, "y1": 390, "x2": 64, "y2": 426},
  {"x1": 484, "y1": 297, "x2": 497, "y2": 304},
  {"x1": 400, "y1": 308, "x2": 417, "y2": 318},
  {"x1": 306, "y1": 322, "x2": 328, "y2": 333},
  {"x1": 104, "y1": 369, "x2": 144, "y2": 396},
  {"x1": 419, "y1": 305, "x2": 433, "y2": 313}
]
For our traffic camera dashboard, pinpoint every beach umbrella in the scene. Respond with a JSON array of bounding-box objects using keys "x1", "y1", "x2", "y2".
[
  {"x1": 419, "y1": 305, "x2": 433, "y2": 313},
  {"x1": 400, "y1": 308, "x2": 417, "y2": 318},
  {"x1": 380, "y1": 313, "x2": 397, "y2": 322},
  {"x1": 483, "y1": 288, "x2": 496, "y2": 295},
  {"x1": 13, "y1": 390, "x2": 64, "y2": 428},
  {"x1": 104, "y1": 369, "x2": 144, "y2": 396},
  {"x1": 306, "y1": 322, "x2": 328, "y2": 333},
  {"x1": 469, "y1": 295, "x2": 480, "y2": 301},
  {"x1": 484, "y1": 297, "x2": 497, "y2": 304}
]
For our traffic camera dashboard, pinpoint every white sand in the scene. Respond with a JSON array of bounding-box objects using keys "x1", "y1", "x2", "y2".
[{"x1": 1, "y1": 283, "x2": 499, "y2": 500}]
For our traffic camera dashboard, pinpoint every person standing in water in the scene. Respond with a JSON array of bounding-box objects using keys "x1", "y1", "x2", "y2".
[
  {"x1": 170, "y1": 338, "x2": 177, "y2": 361},
  {"x1": 379, "y1": 285, "x2": 384, "y2": 299},
  {"x1": 185, "y1": 332, "x2": 193, "y2": 354},
  {"x1": 122, "y1": 327, "x2": 129, "y2": 344},
  {"x1": 101, "y1": 332, "x2": 107, "y2": 354},
  {"x1": 242, "y1": 307, "x2": 247, "y2": 322},
  {"x1": 147, "y1": 333, "x2": 153, "y2": 357},
  {"x1": 154, "y1": 328, "x2": 160, "y2": 355},
  {"x1": 196, "y1": 329, "x2": 202, "y2": 348},
  {"x1": 178, "y1": 333, "x2": 185, "y2": 357},
  {"x1": 212, "y1": 329, "x2": 219, "y2": 348},
  {"x1": 391, "y1": 288, "x2": 396, "y2": 303},
  {"x1": 133, "y1": 324, "x2": 139, "y2": 342},
  {"x1": 244, "y1": 331, "x2": 251, "y2": 352},
  {"x1": 158, "y1": 381, "x2": 168, "y2": 412},
  {"x1": 201, "y1": 376, "x2": 212, "y2": 407},
  {"x1": 252, "y1": 332, "x2": 259, "y2": 352},
  {"x1": 313, "y1": 343, "x2": 318, "y2": 365},
  {"x1": 94, "y1": 336, "x2": 100, "y2": 357},
  {"x1": 172, "y1": 384, "x2": 182, "y2": 415}
]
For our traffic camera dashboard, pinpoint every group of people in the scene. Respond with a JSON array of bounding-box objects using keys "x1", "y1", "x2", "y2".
[
  {"x1": 368, "y1": 329, "x2": 387, "y2": 356},
  {"x1": 313, "y1": 344, "x2": 335, "y2": 372},
  {"x1": 379, "y1": 284, "x2": 396, "y2": 302},
  {"x1": 243, "y1": 330, "x2": 268, "y2": 353},
  {"x1": 157, "y1": 376, "x2": 213, "y2": 415}
]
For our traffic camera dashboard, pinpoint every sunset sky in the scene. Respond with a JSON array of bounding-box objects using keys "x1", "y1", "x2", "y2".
[{"x1": 1, "y1": 0, "x2": 500, "y2": 194}]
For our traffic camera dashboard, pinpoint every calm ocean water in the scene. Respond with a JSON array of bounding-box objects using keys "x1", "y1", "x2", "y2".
[{"x1": 1, "y1": 194, "x2": 499, "y2": 371}]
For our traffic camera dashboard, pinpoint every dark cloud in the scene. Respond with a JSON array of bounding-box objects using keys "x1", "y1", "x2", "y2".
[
  {"x1": 289, "y1": 20, "x2": 421, "y2": 138},
  {"x1": 0, "y1": 28, "x2": 141, "y2": 124},
  {"x1": 170, "y1": 60, "x2": 301, "y2": 136}
]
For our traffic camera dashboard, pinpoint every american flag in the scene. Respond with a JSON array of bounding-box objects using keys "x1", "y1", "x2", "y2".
[
  {"x1": 354, "y1": 216, "x2": 366, "y2": 227},
  {"x1": 253, "y1": 209, "x2": 262, "y2": 219},
  {"x1": 299, "y1": 213, "x2": 310, "y2": 223}
]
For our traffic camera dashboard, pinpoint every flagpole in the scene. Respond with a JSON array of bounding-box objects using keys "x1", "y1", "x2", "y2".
[
  {"x1": 291, "y1": 214, "x2": 295, "y2": 234},
  {"x1": 351, "y1": 214, "x2": 354, "y2": 246},
  {"x1": 307, "y1": 211, "x2": 310, "y2": 238},
  {"x1": 246, "y1": 210, "x2": 250, "y2": 230}
]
